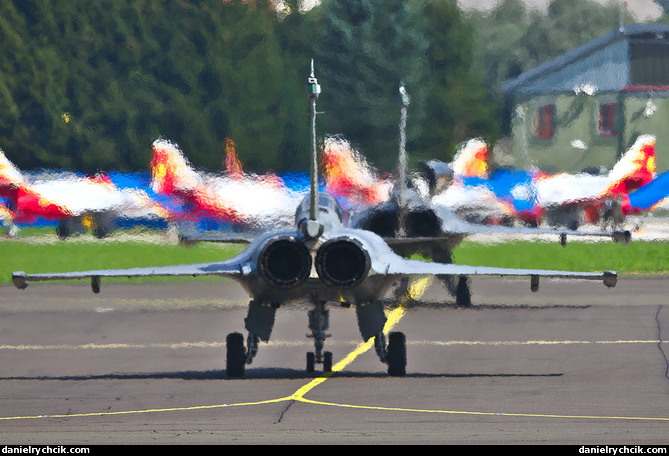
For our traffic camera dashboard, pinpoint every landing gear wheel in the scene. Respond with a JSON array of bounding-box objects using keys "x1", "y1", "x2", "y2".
[
  {"x1": 386, "y1": 332, "x2": 406, "y2": 376},
  {"x1": 323, "y1": 351, "x2": 333, "y2": 373},
  {"x1": 306, "y1": 352, "x2": 315, "y2": 373},
  {"x1": 226, "y1": 332, "x2": 246, "y2": 378},
  {"x1": 456, "y1": 276, "x2": 472, "y2": 307},
  {"x1": 306, "y1": 350, "x2": 333, "y2": 373}
]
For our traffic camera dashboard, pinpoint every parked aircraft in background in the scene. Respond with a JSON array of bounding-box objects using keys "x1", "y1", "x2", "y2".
[
  {"x1": 150, "y1": 137, "x2": 308, "y2": 233},
  {"x1": 12, "y1": 63, "x2": 619, "y2": 377},
  {"x1": 0, "y1": 148, "x2": 168, "y2": 238},
  {"x1": 322, "y1": 84, "x2": 630, "y2": 307},
  {"x1": 421, "y1": 138, "x2": 518, "y2": 226},
  {"x1": 426, "y1": 134, "x2": 659, "y2": 230}
]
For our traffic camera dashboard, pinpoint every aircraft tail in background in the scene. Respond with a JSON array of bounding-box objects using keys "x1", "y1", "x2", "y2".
[
  {"x1": 451, "y1": 138, "x2": 490, "y2": 179},
  {"x1": 150, "y1": 138, "x2": 202, "y2": 197},
  {"x1": 0, "y1": 148, "x2": 24, "y2": 194},
  {"x1": 0, "y1": 149, "x2": 70, "y2": 223},
  {"x1": 321, "y1": 136, "x2": 392, "y2": 209},
  {"x1": 223, "y1": 137, "x2": 243, "y2": 177},
  {"x1": 605, "y1": 134, "x2": 656, "y2": 198},
  {"x1": 151, "y1": 137, "x2": 305, "y2": 227}
]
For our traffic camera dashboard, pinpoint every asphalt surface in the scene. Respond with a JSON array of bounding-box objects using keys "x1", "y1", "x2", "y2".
[{"x1": 0, "y1": 274, "x2": 667, "y2": 445}]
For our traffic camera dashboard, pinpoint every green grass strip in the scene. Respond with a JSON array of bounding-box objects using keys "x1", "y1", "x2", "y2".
[{"x1": 452, "y1": 239, "x2": 669, "y2": 275}]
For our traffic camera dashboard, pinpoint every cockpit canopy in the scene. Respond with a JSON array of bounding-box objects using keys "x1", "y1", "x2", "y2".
[{"x1": 295, "y1": 192, "x2": 344, "y2": 225}]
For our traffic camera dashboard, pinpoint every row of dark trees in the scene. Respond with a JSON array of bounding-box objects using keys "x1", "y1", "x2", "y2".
[{"x1": 0, "y1": 0, "x2": 658, "y2": 174}]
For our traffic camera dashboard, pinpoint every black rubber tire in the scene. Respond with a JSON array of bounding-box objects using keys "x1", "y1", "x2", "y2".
[
  {"x1": 323, "y1": 351, "x2": 333, "y2": 373},
  {"x1": 306, "y1": 352, "x2": 315, "y2": 373},
  {"x1": 387, "y1": 331, "x2": 407, "y2": 376},
  {"x1": 456, "y1": 276, "x2": 472, "y2": 307},
  {"x1": 226, "y1": 332, "x2": 246, "y2": 378}
]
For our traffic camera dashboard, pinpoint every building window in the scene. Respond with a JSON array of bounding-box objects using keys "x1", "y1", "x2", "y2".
[
  {"x1": 598, "y1": 102, "x2": 617, "y2": 136},
  {"x1": 534, "y1": 104, "x2": 555, "y2": 139}
]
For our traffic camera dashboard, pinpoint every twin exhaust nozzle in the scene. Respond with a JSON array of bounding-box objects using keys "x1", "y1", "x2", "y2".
[{"x1": 257, "y1": 236, "x2": 371, "y2": 290}]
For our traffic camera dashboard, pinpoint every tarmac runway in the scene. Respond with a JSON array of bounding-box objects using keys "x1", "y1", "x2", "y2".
[{"x1": 0, "y1": 274, "x2": 667, "y2": 445}]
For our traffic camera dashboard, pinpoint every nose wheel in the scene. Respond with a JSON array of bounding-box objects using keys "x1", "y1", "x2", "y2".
[{"x1": 306, "y1": 350, "x2": 332, "y2": 373}]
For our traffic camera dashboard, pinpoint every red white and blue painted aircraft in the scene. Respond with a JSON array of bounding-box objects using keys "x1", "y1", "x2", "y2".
[
  {"x1": 0, "y1": 148, "x2": 168, "y2": 238},
  {"x1": 150, "y1": 136, "x2": 307, "y2": 234},
  {"x1": 425, "y1": 135, "x2": 660, "y2": 230}
]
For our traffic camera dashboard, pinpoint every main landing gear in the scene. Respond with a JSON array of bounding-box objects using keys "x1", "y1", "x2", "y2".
[
  {"x1": 224, "y1": 300, "x2": 408, "y2": 377},
  {"x1": 373, "y1": 330, "x2": 407, "y2": 376}
]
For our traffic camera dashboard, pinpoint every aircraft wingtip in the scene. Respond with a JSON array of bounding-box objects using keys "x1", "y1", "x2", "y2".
[
  {"x1": 603, "y1": 270, "x2": 617, "y2": 288},
  {"x1": 12, "y1": 272, "x2": 28, "y2": 290}
]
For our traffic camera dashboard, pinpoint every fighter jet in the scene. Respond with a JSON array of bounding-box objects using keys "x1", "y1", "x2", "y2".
[
  {"x1": 12, "y1": 62, "x2": 618, "y2": 377},
  {"x1": 325, "y1": 83, "x2": 629, "y2": 307}
]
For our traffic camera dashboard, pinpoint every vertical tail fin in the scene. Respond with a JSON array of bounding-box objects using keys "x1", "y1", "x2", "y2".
[
  {"x1": 304, "y1": 59, "x2": 321, "y2": 237},
  {"x1": 606, "y1": 134, "x2": 656, "y2": 197},
  {"x1": 150, "y1": 138, "x2": 201, "y2": 195},
  {"x1": 397, "y1": 82, "x2": 410, "y2": 205},
  {"x1": 223, "y1": 137, "x2": 244, "y2": 177},
  {"x1": 322, "y1": 136, "x2": 391, "y2": 207},
  {"x1": 0, "y1": 148, "x2": 24, "y2": 189},
  {"x1": 451, "y1": 138, "x2": 490, "y2": 179}
]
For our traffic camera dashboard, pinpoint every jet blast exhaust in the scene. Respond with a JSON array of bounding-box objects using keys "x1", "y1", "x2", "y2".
[
  {"x1": 316, "y1": 238, "x2": 371, "y2": 288},
  {"x1": 258, "y1": 237, "x2": 312, "y2": 288}
]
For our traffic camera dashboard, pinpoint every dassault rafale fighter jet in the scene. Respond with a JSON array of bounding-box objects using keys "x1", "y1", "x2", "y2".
[{"x1": 12, "y1": 62, "x2": 618, "y2": 377}]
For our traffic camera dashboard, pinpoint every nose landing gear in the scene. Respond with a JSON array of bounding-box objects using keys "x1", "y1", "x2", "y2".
[{"x1": 307, "y1": 301, "x2": 333, "y2": 373}]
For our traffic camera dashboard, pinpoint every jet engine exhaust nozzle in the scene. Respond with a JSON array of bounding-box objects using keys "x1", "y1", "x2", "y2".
[
  {"x1": 258, "y1": 237, "x2": 312, "y2": 288},
  {"x1": 404, "y1": 209, "x2": 441, "y2": 237},
  {"x1": 315, "y1": 238, "x2": 371, "y2": 288}
]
